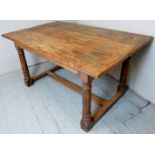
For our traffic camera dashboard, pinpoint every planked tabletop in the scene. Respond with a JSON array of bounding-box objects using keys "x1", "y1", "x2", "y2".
[{"x1": 2, "y1": 22, "x2": 153, "y2": 79}]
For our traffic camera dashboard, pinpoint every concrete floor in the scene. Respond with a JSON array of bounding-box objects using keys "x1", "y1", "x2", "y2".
[{"x1": 0, "y1": 62, "x2": 155, "y2": 134}]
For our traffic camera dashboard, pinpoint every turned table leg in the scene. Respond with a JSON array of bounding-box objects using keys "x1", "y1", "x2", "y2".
[
  {"x1": 79, "y1": 57, "x2": 131, "y2": 132},
  {"x1": 80, "y1": 74, "x2": 93, "y2": 132},
  {"x1": 117, "y1": 57, "x2": 131, "y2": 93},
  {"x1": 15, "y1": 45, "x2": 34, "y2": 87}
]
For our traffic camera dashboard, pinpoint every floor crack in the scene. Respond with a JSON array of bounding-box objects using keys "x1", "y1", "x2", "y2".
[
  {"x1": 23, "y1": 86, "x2": 45, "y2": 134},
  {"x1": 44, "y1": 106, "x2": 62, "y2": 134},
  {"x1": 140, "y1": 101, "x2": 151, "y2": 111},
  {"x1": 123, "y1": 101, "x2": 151, "y2": 125}
]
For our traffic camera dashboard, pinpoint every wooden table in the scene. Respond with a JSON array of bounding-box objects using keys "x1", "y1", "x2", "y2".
[{"x1": 2, "y1": 22, "x2": 153, "y2": 132}]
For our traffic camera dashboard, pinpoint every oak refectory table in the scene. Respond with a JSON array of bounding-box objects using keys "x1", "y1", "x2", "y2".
[{"x1": 2, "y1": 22, "x2": 153, "y2": 132}]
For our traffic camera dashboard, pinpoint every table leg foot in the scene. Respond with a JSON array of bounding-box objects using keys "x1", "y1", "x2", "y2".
[
  {"x1": 81, "y1": 119, "x2": 93, "y2": 132},
  {"x1": 24, "y1": 78, "x2": 34, "y2": 87}
]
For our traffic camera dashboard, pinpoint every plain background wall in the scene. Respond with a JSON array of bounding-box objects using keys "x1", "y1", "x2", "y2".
[
  {"x1": 78, "y1": 20, "x2": 155, "y2": 104},
  {"x1": 0, "y1": 20, "x2": 52, "y2": 75}
]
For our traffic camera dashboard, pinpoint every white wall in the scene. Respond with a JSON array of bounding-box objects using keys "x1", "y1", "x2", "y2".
[
  {"x1": 78, "y1": 20, "x2": 155, "y2": 104},
  {"x1": 0, "y1": 20, "x2": 52, "y2": 75}
]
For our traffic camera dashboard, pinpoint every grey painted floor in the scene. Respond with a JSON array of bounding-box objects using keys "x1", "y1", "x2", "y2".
[{"x1": 0, "y1": 62, "x2": 155, "y2": 134}]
